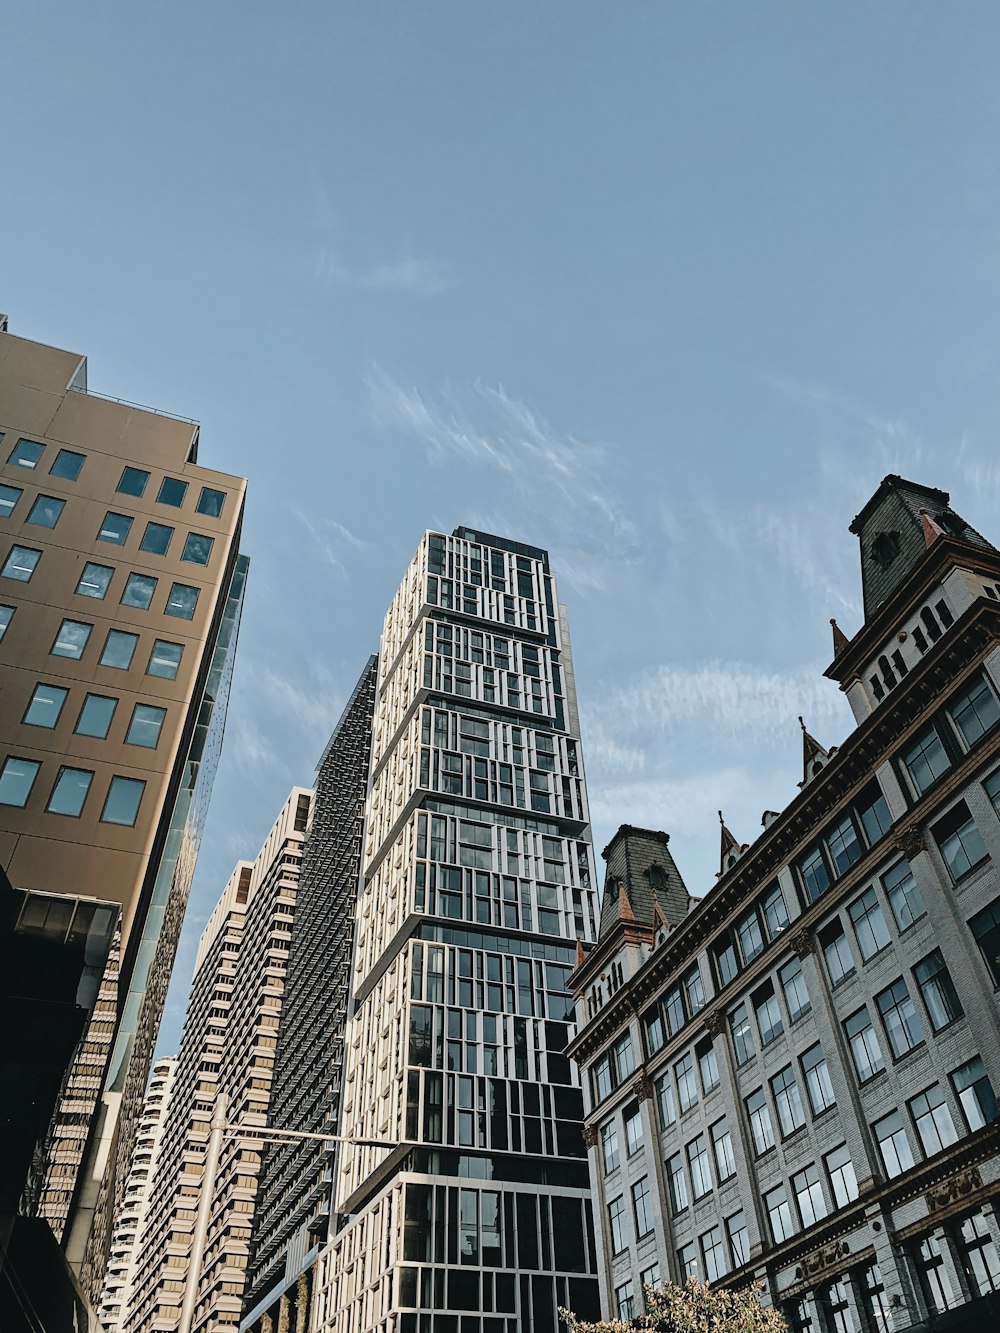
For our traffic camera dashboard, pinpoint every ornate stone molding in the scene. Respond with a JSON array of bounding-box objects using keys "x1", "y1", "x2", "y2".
[
  {"x1": 789, "y1": 927, "x2": 816, "y2": 959},
  {"x1": 581, "y1": 1123, "x2": 598, "y2": 1149},
  {"x1": 704, "y1": 1008, "x2": 728, "y2": 1038},
  {"x1": 925, "y1": 1166, "x2": 982, "y2": 1213},
  {"x1": 801, "y1": 1239, "x2": 851, "y2": 1282},
  {"x1": 893, "y1": 823, "x2": 926, "y2": 859},
  {"x1": 632, "y1": 1071, "x2": 655, "y2": 1103}
]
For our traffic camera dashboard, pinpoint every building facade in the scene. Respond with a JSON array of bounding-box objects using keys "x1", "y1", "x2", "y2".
[
  {"x1": 311, "y1": 528, "x2": 602, "y2": 1333},
  {"x1": 243, "y1": 655, "x2": 379, "y2": 1331},
  {"x1": 570, "y1": 475, "x2": 1000, "y2": 1332},
  {"x1": 99, "y1": 1055, "x2": 178, "y2": 1333},
  {"x1": 0, "y1": 317, "x2": 248, "y2": 1302},
  {"x1": 127, "y1": 788, "x2": 311, "y2": 1333}
]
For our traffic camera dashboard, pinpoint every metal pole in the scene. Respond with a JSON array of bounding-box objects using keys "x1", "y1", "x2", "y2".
[{"x1": 178, "y1": 1092, "x2": 228, "y2": 1333}]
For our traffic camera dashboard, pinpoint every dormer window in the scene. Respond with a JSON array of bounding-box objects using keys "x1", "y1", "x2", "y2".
[
  {"x1": 872, "y1": 532, "x2": 900, "y2": 567},
  {"x1": 936, "y1": 511, "x2": 964, "y2": 537}
]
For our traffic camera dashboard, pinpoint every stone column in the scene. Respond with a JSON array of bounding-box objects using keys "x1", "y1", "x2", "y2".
[
  {"x1": 580, "y1": 1121, "x2": 612, "y2": 1319},
  {"x1": 630, "y1": 1069, "x2": 672, "y2": 1302}
]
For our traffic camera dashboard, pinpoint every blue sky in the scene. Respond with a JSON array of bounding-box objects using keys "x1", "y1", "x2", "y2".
[{"x1": 5, "y1": 3, "x2": 1000, "y2": 1051}]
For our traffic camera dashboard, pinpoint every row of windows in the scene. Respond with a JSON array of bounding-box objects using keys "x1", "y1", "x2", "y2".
[
  {"x1": 0, "y1": 611, "x2": 183, "y2": 678},
  {"x1": 727, "y1": 953, "x2": 811, "y2": 1068},
  {"x1": 1, "y1": 544, "x2": 200, "y2": 619},
  {"x1": 898, "y1": 673, "x2": 1000, "y2": 801},
  {"x1": 869, "y1": 599, "x2": 955, "y2": 702},
  {"x1": 4, "y1": 436, "x2": 226, "y2": 517},
  {"x1": 20, "y1": 683, "x2": 167, "y2": 748},
  {"x1": 794, "y1": 781, "x2": 894, "y2": 907},
  {"x1": 0, "y1": 757, "x2": 145, "y2": 825},
  {"x1": 871, "y1": 1064, "x2": 997, "y2": 1180},
  {"x1": 0, "y1": 484, "x2": 215, "y2": 564}
]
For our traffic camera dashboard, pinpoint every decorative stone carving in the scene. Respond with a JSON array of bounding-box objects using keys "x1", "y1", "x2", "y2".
[
  {"x1": 632, "y1": 1071, "x2": 655, "y2": 1103},
  {"x1": 802, "y1": 1239, "x2": 851, "y2": 1281},
  {"x1": 925, "y1": 1166, "x2": 982, "y2": 1213},
  {"x1": 704, "y1": 1008, "x2": 728, "y2": 1038},
  {"x1": 894, "y1": 824, "x2": 926, "y2": 859},
  {"x1": 581, "y1": 1123, "x2": 598, "y2": 1149},
  {"x1": 789, "y1": 927, "x2": 816, "y2": 959}
]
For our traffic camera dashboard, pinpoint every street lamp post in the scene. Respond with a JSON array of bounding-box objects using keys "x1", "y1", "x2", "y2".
[{"x1": 177, "y1": 1094, "x2": 398, "y2": 1333}]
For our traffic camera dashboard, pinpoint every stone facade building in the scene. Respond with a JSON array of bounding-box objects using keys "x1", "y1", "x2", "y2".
[{"x1": 570, "y1": 476, "x2": 1000, "y2": 1332}]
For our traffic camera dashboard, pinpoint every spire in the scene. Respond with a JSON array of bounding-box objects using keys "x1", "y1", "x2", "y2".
[
  {"x1": 830, "y1": 617, "x2": 849, "y2": 657},
  {"x1": 617, "y1": 880, "x2": 634, "y2": 921},
  {"x1": 799, "y1": 715, "x2": 833, "y2": 787},
  {"x1": 575, "y1": 938, "x2": 586, "y2": 968},
  {"x1": 919, "y1": 507, "x2": 946, "y2": 547},
  {"x1": 718, "y1": 811, "x2": 739, "y2": 877}
]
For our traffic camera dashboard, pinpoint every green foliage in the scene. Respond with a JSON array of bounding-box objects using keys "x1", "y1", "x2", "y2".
[{"x1": 560, "y1": 1278, "x2": 787, "y2": 1333}]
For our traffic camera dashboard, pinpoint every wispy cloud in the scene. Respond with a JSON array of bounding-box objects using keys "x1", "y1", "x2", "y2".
[
  {"x1": 365, "y1": 366, "x2": 640, "y2": 592},
  {"x1": 316, "y1": 248, "x2": 449, "y2": 294},
  {"x1": 293, "y1": 509, "x2": 372, "y2": 581}
]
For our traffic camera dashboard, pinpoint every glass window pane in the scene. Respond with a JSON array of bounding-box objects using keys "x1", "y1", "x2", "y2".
[
  {"x1": 121, "y1": 572, "x2": 157, "y2": 609},
  {"x1": 3, "y1": 546, "x2": 41, "y2": 582},
  {"x1": 197, "y1": 486, "x2": 226, "y2": 517},
  {"x1": 8, "y1": 438, "x2": 44, "y2": 469},
  {"x1": 100, "y1": 630, "x2": 138, "y2": 670},
  {"x1": 969, "y1": 901, "x2": 1000, "y2": 987},
  {"x1": 24, "y1": 683, "x2": 69, "y2": 728},
  {"x1": 140, "y1": 522, "x2": 174, "y2": 556},
  {"x1": 0, "y1": 757, "x2": 41, "y2": 806},
  {"x1": 50, "y1": 449, "x2": 85, "y2": 480},
  {"x1": 101, "y1": 776, "x2": 145, "y2": 826},
  {"x1": 52, "y1": 619, "x2": 92, "y2": 659},
  {"x1": 181, "y1": 532, "x2": 214, "y2": 565},
  {"x1": 157, "y1": 477, "x2": 188, "y2": 507},
  {"x1": 949, "y1": 676, "x2": 1000, "y2": 748},
  {"x1": 46, "y1": 767, "x2": 94, "y2": 817},
  {"x1": 0, "y1": 605, "x2": 14, "y2": 639},
  {"x1": 75, "y1": 694, "x2": 117, "y2": 739},
  {"x1": 117, "y1": 466, "x2": 149, "y2": 497},
  {"x1": 883, "y1": 859, "x2": 924, "y2": 930},
  {"x1": 27, "y1": 495, "x2": 65, "y2": 528},
  {"x1": 126, "y1": 704, "x2": 166, "y2": 749},
  {"x1": 165, "y1": 582, "x2": 199, "y2": 619},
  {"x1": 849, "y1": 887, "x2": 890, "y2": 959},
  {"x1": 0, "y1": 484, "x2": 22, "y2": 516},
  {"x1": 76, "y1": 562, "x2": 113, "y2": 599},
  {"x1": 902, "y1": 727, "x2": 951, "y2": 795},
  {"x1": 147, "y1": 639, "x2": 183, "y2": 679},
  {"x1": 98, "y1": 512, "x2": 133, "y2": 545},
  {"x1": 932, "y1": 802, "x2": 988, "y2": 882}
]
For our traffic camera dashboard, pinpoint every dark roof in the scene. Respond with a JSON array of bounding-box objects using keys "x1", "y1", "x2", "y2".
[{"x1": 598, "y1": 825, "x2": 690, "y2": 940}]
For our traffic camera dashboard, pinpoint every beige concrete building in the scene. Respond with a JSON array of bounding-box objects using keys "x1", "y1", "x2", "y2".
[{"x1": 0, "y1": 316, "x2": 248, "y2": 1304}]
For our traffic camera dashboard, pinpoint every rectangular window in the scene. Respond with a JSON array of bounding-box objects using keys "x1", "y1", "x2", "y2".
[
  {"x1": 632, "y1": 1177, "x2": 654, "y2": 1237},
  {"x1": 779, "y1": 956, "x2": 811, "y2": 1022},
  {"x1": 675, "y1": 1052, "x2": 697, "y2": 1113},
  {"x1": 75, "y1": 694, "x2": 118, "y2": 739},
  {"x1": 712, "y1": 932, "x2": 740, "y2": 988},
  {"x1": 824, "y1": 1144, "x2": 858, "y2": 1207},
  {"x1": 0, "y1": 756, "x2": 41, "y2": 807},
  {"x1": 52, "y1": 619, "x2": 92, "y2": 659},
  {"x1": 916, "y1": 1235, "x2": 956, "y2": 1314},
  {"x1": 50, "y1": 448, "x2": 84, "y2": 480},
  {"x1": 687, "y1": 1134, "x2": 712, "y2": 1198},
  {"x1": 181, "y1": 532, "x2": 214, "y2": 565},
  {"x1": 666, "y1": 1153, "x2": 688, "y2": 1214},
  {"x1": 801, "y1": 1044, "x2": 835, "y2": 1116},
  {"x1": 76, "y1": 562, "x2": 113, "y2": 599},
  {"x1": 165, "y1": 582, "x2": 199, "y2": 619},
  {"x1": 593, "y1": 1054, "x2": 613, "y2": 1103},
  {"x1": 0, "y1": 605, "x2": 14, "y2": 640},
  {"x1": 614, "y1": 1033, "x2": 635, "y2": 1081},
  {"x1": 820, "y1": 919, "x2": 855, "y2": 985},
  {"x1": 792, "y1": 1162, "x2": 827, "y2": 1227},
  {"x1": 745, "y1": 1088, "x2": 775, "y2": 1156},
  {"x1": 873, "y1": 1110, "x2": 915, "y2": 1178},
  {"x1": 848, "y1": 887, "x2": 890, "y2": 959},
  {"x1": 624, "y1": 1109, "x2": 643, "y2": 1157},
  {"x1": 157, "y1": 477, "x2": 188, "y2": 507},
  {"x1": 845, "y1": 1006, "x2": 885, "y2": 1082},
  {"x1": 876, "y1": 977, "x2": 924, "y2": 1058},
  {"x1": 677, "y1": 1242, "x2": 698, "y2": 1280},
  {"x1": 126, "y1": 704, "x2": 166, "y2": 749},
  {"x1": 969, "y1": 900, "x2": 1000, "y2": 987},
  {"x1": 753, "y1": 981, "x2": 783, "y2": 1046},
  {"x1": 196, "y1": 486, "x2": 226, "y2": 517},
  {"x1": 771, "y1": 1065, "x2": 806, "y2": 1136},
  {"x1": 643, "y1": 1006, "x2": 665, "y2": 1056},
  {"x1": 639, "y1": 1263, "x2": 660, "y2": 1298},
  {"x1": 913, "y1": 949, "x2": 963, "y2": 1031},
  {"x1": 860, "y1": 1262, "x2": 891, "y2": 1333},
  {"x1": 986, "y1": 768, "x2": 1000, "y2": 818},
  {"x1": 932, "y1": 801, "x2": 988, "y2": 881},
  {"x1": 826, "y1": 813, "x2": 863, "y2": 875},
  {"x1": 3, "y1": 545, "x2": 42, "y2": 582},
  {"x1": 101, "y1": 775, "x2": 145, "y2": 827},
  {"x1": 730, "y1": 1003, "x2": 755, "y2": 1065},
  {"x1": 764, "y1": 1185, "x2": 795, "y2": 1243},
  {"x1": 683, "y1": 965, "x2": 706, "y2": 1015},
  {"x1": 23, "y1": 683, "x2": 68, "y2": 729},
  {"x1": 798, "y1": 843, "x2": 831, "y2": 903},
  {"x1": 957, "y1": 1211, "x2": 1000, "y2": 1296},
  {"x1": 655, "y1": 1070, "x2": 676, "y2": 1129},
  {"x1": 121, "y1": 572, "x2": 157, "y2": 610},
  {"x1": 8, "y1": 438, "x2": 44, "y2": 469},
  {"x1": 726, "y1": 1211, "x2": 750, "y2": 1267},
  {"x1": 909, "y1": 1084, "x2": 958, "y2": 1156},
  {"x1": 697, "y1": 1038, "x2": 720, "y2": 1093},
  {"x1": 882, "y1": 858, "x2": 924, "y2": 930},
  {"x1": 98, "y1": 512, "x2": 133, "y2": 545},
  {"x1": 901, "y1": 726, "x2": 951, "y2": 795},
  {"x1": 615, "y1": 1281, "x2": 635, "y2": 1320},
  {"x1": 607, "y1": 1196, "x2": 627, "y2": 1254},
  {"x1": 762, "y1": 883, "x2": 789, "y2": 935},
  {"x1": 948, "y1": 674, "x2": 1000, "y2": 748},
  {"x1": 857, "y1": 781, "x2": 893, "y2": 845},
  {"x1": 147, "y1": 639, "x2": 183, "y2": 680},
  {"x1": 600, "y1": 1121, "x2": 619, "y2": 1174},
  {"x1": 664, "y1": 984, "x2": 686, "y2": 1036},
  {"x1": 117, "y1": 466, "x2": 150, "y2": 497},
  {"x1": 27, "y1": 494, "x2": 64, "y2": 528},
  {"x1": 951, "y1": 1057, "x2": 998, "y2": 1132},
  {"x1": 140, "y1": 521, "x2": 174, "y2": 556},
  {"x1": 46, "y1": 767, "x2": 94, "y2": 817},
  {"x1": 710, "y1": 1118, "x2": 736, "y2": 1180},
  {"x1": 736, "y1": 908, "x2": 765, "y2": 963},
  {"x1": 0, "y1": 484, "x2": 22, "y2": 516},
  {"x1": 700, "y1": 1226, "x2": 726, "y2": 1282},
  {"x1": 100, "y1": 630, "x2": 138, "y2": 670}
]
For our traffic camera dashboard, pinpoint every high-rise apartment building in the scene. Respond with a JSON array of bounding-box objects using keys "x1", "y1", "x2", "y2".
[
  {"x1": 129, "y1": 789, "x2": 311, "y2": 1333},
  {"x1": 570, "y1": 476, "x2": 1000, "y2": 1331},
  {"x1": 99, "y1": 1055, "x2": 178, "y2": 1333},
  {"x1": 244, "y1": 656, "x2": 378, "y2": 1330},
  {"x1": 306, "y1": 528, "x2": 602, "y2": 1333},
  {"x1": 0, "y1": 317, "x2": 248, "y2": 1308}
]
